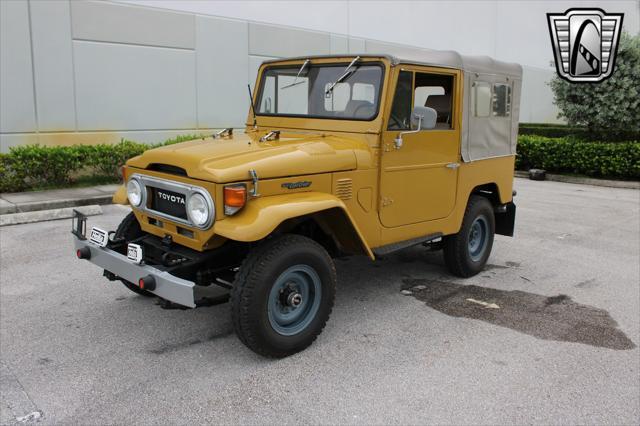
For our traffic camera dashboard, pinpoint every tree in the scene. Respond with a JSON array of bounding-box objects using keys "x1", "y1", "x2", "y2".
[{"x1": 550, "y1": 32, "x2": 640, "y2": 131}]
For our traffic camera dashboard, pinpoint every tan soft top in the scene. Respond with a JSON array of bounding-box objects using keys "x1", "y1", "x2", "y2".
[
  {"x1": 263, "y1": 51, "x2": 523, "y2": 162},
  {"x1": 263, "y1": 52, "x2": 522, "y2": 78}
]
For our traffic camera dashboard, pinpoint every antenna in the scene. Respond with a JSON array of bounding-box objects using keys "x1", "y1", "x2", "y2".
[{"x1": 247, "y1": 84, "x2": 258, "y2": 129}]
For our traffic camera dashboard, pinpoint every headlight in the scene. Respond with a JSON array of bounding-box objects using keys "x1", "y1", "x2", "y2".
[
  {"x1": 127, "y1": 179, "x2": 143, "y2": 206},
  {"x1": 187, "y1": 193, "x2": 210, "y2": 227}
]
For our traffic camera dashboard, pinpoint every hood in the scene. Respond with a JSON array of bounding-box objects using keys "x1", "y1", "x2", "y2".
[{"x1": 126, "y1": 131, "x2": 361, "y2": 183}]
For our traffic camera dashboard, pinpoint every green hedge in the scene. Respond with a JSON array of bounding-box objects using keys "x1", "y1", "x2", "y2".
[
  {"x1": 0, "y1": 135, "x2": 201, "y2": 193},
  {"x1": 519, "y1": 123, "x2": 640, "y2": 142},
  {"x1": 516, "y1": 135, "x2": 640, "y2": 179},
  {"x1": 1, "y1": 134, "x2": 638, "y2": 193}
]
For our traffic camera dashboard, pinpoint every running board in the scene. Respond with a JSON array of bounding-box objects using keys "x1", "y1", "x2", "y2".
[{"x1": 372, "y1": 233, "x2": 442, "y2": 256}]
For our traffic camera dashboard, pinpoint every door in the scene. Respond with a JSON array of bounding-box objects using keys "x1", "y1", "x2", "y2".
[{"x1": 379, "y1": 68, "x2": 461, "y2": 228}]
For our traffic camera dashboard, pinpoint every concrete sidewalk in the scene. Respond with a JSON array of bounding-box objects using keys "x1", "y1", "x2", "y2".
[{"x1": 0, "y1": 184, "x2": 119, "y2": 215}]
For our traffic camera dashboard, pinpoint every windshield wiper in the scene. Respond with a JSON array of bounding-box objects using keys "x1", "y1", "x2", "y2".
[
  {"x1": 324, "y1": 56, "x2": 361, "y2": 95},
  {"x1": 281, "y1": 59, "x2": 310, "y2": 89}
]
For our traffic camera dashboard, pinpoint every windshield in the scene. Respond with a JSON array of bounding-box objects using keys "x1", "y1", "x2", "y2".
[{"x1": 256, "y1": 62, "x2": 384, "y2": 121}]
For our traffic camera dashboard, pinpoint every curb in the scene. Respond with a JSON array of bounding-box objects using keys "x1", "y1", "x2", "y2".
[
  {"x1": 0, "y1": 194, "x2": 113, "y2": 215},
  {"x1": 0, "y1": 205, "x2": 103, "y2": 227},
  {"x1": 514, "y1": 171, "x2": 639, "y2": 189}
]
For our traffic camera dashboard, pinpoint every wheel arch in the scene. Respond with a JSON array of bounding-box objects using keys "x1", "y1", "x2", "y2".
[
  {"x1": 468, "y1": 182, "x2": 516, "y2": 237},
  {"x1": 213, "y1": 193, "x2": 374, "y2": 259},
  {"x1": 471, "y1": 182, "x2": 502, "y2": 206}
]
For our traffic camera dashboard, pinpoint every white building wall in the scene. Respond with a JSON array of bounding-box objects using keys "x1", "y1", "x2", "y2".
[{"x1": 1, "y1": 0, "x2": 639, "y2": 152}]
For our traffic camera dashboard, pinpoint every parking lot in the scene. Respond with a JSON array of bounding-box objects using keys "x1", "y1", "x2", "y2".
[{"x1": 1, "y1": 178, "x2": 638, "y2": 424}]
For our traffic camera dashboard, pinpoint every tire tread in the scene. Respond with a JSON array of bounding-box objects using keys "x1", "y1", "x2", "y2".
[{"x1": 230, "y1": 234, "x2": 336, "y2": 358}]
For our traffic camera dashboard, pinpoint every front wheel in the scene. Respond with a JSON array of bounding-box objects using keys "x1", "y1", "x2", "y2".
[
  {"x1": 231, "y1": 234, "x2": 337, "y2": 358},
  {"x1": 443, "y1": 195, "x2": 495, "y2": 277},
  {"x1": 114, "y1": 212, "x2": 154, "y2": 297}
]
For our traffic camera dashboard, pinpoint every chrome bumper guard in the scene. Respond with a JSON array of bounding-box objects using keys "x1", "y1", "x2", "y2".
[{"x1": 72, "y1": 210, "x2": 196, "y2": 308}]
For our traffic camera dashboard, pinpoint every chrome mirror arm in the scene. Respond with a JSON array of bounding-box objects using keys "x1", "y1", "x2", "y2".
[{"x1": 394, "y1": 115, "x2": 422, "y2": 150}]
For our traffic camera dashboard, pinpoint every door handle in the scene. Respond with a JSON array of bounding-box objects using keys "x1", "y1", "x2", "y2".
[{"x1": 446, "y1": 163, "x2": 460, "y2": 169}]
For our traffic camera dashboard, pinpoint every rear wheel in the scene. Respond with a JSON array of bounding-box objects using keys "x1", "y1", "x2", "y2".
[
  {"x1": 231, "y1": 234, "x2": 336, "y2": 358},
  {"x1": 443, "y1": 196, "x2": 495, "y2": 277},
  {"x1": 114, "y1": 212, "x2": 154, "y2": 297}
]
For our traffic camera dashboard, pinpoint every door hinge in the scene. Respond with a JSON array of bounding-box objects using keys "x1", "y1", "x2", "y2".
[{"x1": 381, "y1": 197, "x2": 394, "y2": 207}]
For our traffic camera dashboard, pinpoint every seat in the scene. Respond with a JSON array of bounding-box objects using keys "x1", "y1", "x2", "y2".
[
  {"x1": 343, "y1": 99, "x2": 375, "y2": 119},
  {"x1": 424, "y1": 94, "x2": 452, "y2": 126}
]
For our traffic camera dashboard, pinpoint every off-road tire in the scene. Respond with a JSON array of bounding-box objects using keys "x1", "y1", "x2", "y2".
[
  {"x1": 443, "y1": 195, "x2": 495, "y2": 278},
  {"x1": 231, "y1": 234, "x2": 337, "y2": 358},
  {"x1": 114, "y1": 212, "x2": 153, "y2": 297}
]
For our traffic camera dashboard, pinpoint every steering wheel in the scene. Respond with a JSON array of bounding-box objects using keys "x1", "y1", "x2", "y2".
[{"x1": 351, "y1": 103, "x2": 374, "y2": 119}]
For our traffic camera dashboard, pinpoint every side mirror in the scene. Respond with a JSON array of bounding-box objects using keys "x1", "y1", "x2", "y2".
[
  {"x1": 411, "y1": 106, "x2": 437, "y2": 130},
  {"x1": 394, "y1": 106, "x2": 438, "y2": 149}
]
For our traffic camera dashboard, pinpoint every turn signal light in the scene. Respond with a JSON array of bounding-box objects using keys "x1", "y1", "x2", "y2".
[{"x1": 224, "y1": 185, "x2": 246, "y2": 215}]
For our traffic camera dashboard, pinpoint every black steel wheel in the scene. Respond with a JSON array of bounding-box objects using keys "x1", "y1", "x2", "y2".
[
  {"x1": 231, "y1": 234, "x2": 336, "y2": 358},
  {"x1": 443, "y1": 195, "x2": 495, "y2": 277}
]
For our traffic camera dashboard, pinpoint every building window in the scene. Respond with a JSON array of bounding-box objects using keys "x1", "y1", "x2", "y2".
[{"x1": 492, "y1": 83, "x2": 511, "y2": 117}]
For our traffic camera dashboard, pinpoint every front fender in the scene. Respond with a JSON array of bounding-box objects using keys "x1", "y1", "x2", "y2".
[
  {"x1": 112, "y1": 184, "x2": 129, "y2": 205},
  {"x1": 213, "y1": 192, "x2": 374, "y2": 259}
]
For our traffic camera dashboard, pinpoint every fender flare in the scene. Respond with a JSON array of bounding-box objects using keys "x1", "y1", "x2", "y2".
[
  {"x1": 213, "y1": 192, "x2": 374, "y2": 259},
  {"x1": 112, "y1": 184, "x2": 129, "y2": 205}
]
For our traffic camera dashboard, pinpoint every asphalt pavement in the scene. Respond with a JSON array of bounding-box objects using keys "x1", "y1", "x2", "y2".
[{"x1": 1, "y1": 178, "x2": 639, "y2": 425}]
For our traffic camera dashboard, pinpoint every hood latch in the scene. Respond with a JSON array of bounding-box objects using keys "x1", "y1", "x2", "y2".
[
  {"x1": 259, "y1": 130, "x2": 280, "y2": 142},
  {"x1": 249, "y1": 169, "x2": 260, "y2": 197}
]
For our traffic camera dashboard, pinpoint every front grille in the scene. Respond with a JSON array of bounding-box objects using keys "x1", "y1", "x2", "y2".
[
  {"x1": 129, "y1": 173, "x2": 215, "y2": 230},
  {"x1": 149, "y1": 187, "x2": 188, "y2": 220}
]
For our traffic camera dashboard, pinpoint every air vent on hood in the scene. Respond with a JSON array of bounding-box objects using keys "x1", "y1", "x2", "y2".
[{"x1": 147, "y1": 163, "x2": 188, "y2": 177}]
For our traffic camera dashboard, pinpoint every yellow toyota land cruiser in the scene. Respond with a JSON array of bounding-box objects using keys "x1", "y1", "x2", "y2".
[{"x1": 73, "y1": 52, "x2": 521, "y2": 357}]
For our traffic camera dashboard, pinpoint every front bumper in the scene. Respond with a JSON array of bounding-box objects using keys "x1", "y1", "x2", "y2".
[
  {"x1": 72, "y1": 210, "x2": 196, "y2": 308},
  {"x1": 73, "y1": 237, "x2": 196, "y2": 307}
]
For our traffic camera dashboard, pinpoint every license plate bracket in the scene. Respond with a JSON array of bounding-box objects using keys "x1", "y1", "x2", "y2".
[
  {"x1": 127, "y1": 243, "x2": 143, "y2": 264},
  {"x1": 89, "y1": 227, "x2": 108, "y2": 247}
]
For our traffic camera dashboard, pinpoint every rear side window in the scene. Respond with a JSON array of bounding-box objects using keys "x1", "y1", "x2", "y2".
[
  {"x1": 492, "y1": 83, "x2": 512, "y2": 117},
  {"x1": 472, "y1": 81, "x2": 491, "y2": 117}
]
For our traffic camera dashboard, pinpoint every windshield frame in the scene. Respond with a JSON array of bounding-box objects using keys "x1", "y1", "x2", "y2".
[{"x1": 255, "y1": 61, "x2": 386, "y2": 122}]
